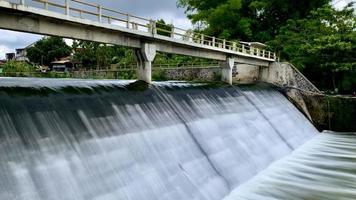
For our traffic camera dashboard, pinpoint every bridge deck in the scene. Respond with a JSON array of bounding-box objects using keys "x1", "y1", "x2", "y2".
[{"x1": 0, "y1": 0, "x2": 275, "y2": 65}]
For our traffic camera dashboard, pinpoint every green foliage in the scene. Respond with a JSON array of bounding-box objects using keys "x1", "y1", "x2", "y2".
[
  {"x1": 152, "y1": 70, "x2": 168, "y2": 81},
  {"x1": 72, "y1": 40, "x2": 135, "y2": 69},
  {"x1": 178, "y1": 0, "x2": 355, "y2": 93},
  {"x1": 27, "y1": 37, "x2": 71, "y2": 66},
  {"x1": 154, "y1": 52, "x2": 210, "y2": 66},
  {"x1": 177, "y1": 0, "x2": 330, "y2": 42},
  {"x1": 156, "y1": 19, "x2": 173, "y2": 37},
  {"x1": 2, "y1": 61, "x2": 34, "y2": 73},
  {"x1": 269, "y1": 4, "x2": 356, "y2": 92},
  {"x1": 119, "y1": 71, "x2": 137, "y2": 80}
]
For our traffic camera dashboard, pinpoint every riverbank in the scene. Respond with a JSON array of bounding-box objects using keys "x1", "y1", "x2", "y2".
[{"x1": 283, "y1": 88, "x2": 356, "y2": 132}]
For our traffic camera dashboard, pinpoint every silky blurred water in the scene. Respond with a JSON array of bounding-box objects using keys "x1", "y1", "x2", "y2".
[
  {"x1": 0, "y1": 78, "x2": 319, "y2": 200},
  {"x1": 225, "y1": 132, "x2": 356, "y2": 200}
]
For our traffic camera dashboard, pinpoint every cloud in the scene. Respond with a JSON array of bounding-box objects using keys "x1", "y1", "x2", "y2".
[
  {"x1": 0, "y1": 30, "x2": 42, "y2": 59},
  {"x1": 334, "y1": 0, "x2": 348, "y2": 9},
  {"x1": 0, "y1": 45, "x2": 13, "y2": 59},
  {"x1": 333, "y1": 0, "x2": 356, "y2": 10}
]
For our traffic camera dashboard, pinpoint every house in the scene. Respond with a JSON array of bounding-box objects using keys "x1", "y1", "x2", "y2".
[
  {"x1": 15, "y1": 48, "x2": 28, "y2": 61},
  {"x1": 50, "y1": 57, "x2": 79, "y2": 72},
  {"x1": 15, "y1": 42, "x2": 35, "y2": 61},
  {"x1": 5, "y1": 53, "x2": 15, "y2": 61}
]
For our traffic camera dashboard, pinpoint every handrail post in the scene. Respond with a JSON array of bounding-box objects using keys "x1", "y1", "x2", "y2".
[
  {"x1": 170, "y1": 26, "x2": 174, "y2": 38},
  {"x1": 98, "y1": 5, "x2": 102, "y2": 22},
  {"x1": 44, "y1": 0, "x2": 48, "y2": 10},
  {"x1": 149, "y1": 20, "x2": 157, "y2": 35},
  {"x1": 65, "y1": 0, "x2": 69, "y2": 15},
  {"x1": 126, "y1": 14, "x2": 130, "y2": 29},
  {"x1": 200, "y1": 34, "x2": 204, "y2": 45},
  {"x1": 20, "y1": 0, "x2": 25, "y2": 6},
  {"x1": 262, "y1": 50, "x2": 265, "y2": 57},
  {"x1": 212, "y1": 37, "x2": 215, "y2": 47},
  {"x1": 233, "y1": 42, "x2": 237, "y2": 51},
  {"x1": 223, "y1": 39, "x2": 226, "y2": 49},
  {"x1": 273, "y1": 53, "x2": 276, "y2": 60},
  {"x1": 242, "y1": 44, "x2": 245, "y2": 53},
  {"x1": 268, "y1": 51, "x2": 271, "y2": 59}
]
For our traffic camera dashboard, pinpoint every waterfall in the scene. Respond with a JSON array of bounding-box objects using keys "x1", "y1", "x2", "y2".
[
  {"x1": 0, "y1": 78, "x2": 317, "y2": 200},
  {"x1": 225, "y1": 132, "x2": 356, "y2": 200}
]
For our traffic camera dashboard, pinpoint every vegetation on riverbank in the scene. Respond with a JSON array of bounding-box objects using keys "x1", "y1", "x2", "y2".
[
  {"x1": 297, "y1": 90, "x2": 356, "y2": 132},
  {"x1": 178, "y1": 0, "x2": 356, "y2": 94}
]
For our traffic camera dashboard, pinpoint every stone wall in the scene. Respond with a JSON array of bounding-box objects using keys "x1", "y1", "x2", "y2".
[
  {"x1": 232, "y1": 64, "x2": 260, "y2": 84},
  {"x1": 160, "y1": 64, "x2": 261, "y2": 84},
  {"x1": 260, "y1": 62, "x2": 320, "y2": 93},
  {"x1": 259, "y1": 62, "x2": 323, "y2": 122},
  {"x1": 161, "y1": 67, "x2": 221, "y2": 81},
  {"x1": 284, "y1": 88, "x2": 356, "y2": 132}
]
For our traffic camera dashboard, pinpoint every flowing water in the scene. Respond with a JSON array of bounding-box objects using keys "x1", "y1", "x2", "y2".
[
  {"x1": 224, "y1": 132, "x2": 356, "y2": 200},
  {"x1": 0, "y1": 77, "x2": 353, "y2": 200}
]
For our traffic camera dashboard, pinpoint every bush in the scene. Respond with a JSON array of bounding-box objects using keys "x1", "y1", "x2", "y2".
[
  {"x1": 152, "y1": 70, "x2": 168, "y2": 81},
  {"x1": 119, "y1": 70, "x2": 137, "y2": 80},
  {"x1": 2, "y1": 61, "x2": 34, "y2": 73}
]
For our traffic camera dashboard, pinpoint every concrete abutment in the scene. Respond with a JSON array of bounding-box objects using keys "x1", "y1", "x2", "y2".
[
  {"x1": 134, "y1": 43, "x2": 156, "y2": 83},
  {"x1": 220, "y1": 58, "x2": 235, "y2": 85}
]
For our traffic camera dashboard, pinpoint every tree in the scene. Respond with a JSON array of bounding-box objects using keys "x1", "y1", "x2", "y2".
[
  {"x1": 156, "y1": 19, "x2": 173, "y2": 37},
  {"x1": 72, "y1": 40, "x2": 135, "y2": 69},
  {"x1": 27, "y1": 37, "x2": 71, "y2": 66},
  {"x1": 177, "y1": 0, "x2": 330, "y2": 42},
  {"x1": 269, "y1": 4, "x2": 356, "y2": 93},
  {"x1": 72, "y1": 40, "x2": 99, "y2": 69}
]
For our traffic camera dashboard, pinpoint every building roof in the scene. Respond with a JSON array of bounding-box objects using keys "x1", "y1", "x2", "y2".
[
  {"x1": 240, "y1": 41, "x2": 267, "y2": 48},
  {"x1": 51, "y1": 60, "x2": 70, "y2": 64},
  {"x1": 51, "y1": 56, "x2": 80, "y2": 65}
]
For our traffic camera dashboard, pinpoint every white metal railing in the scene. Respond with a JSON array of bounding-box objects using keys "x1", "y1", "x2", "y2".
[
  {"x1": 110, "y1": 61, "x2": 220, "y2": 71},
  {"x1": 8, "y1": 0, "x2": 277, "y2": 60}
]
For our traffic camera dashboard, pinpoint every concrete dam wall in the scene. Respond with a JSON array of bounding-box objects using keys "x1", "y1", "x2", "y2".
[{"x1": 0, "y1": 78, "x2": 318, "y2": 200}]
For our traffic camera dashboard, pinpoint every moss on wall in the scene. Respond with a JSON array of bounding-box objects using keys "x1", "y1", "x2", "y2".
[{"x1": 298, "y1": 91, "x2": 356, "y2": 132}]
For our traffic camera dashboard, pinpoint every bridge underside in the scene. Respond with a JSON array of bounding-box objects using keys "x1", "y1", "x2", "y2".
[{"x1": 0, "y1": 2, "x2": 272, "y2": 83}]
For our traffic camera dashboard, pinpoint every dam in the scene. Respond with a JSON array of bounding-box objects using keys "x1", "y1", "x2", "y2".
[{"x1": 0, "y1": 77, "x2": 338, "y2": 200}]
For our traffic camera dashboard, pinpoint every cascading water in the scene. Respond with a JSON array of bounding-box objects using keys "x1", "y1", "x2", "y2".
[
  {"x1": 224, "y1": 132, "x2": 356, "y2": 200},
  {"x1": 0, "y1": 77, "x2": 321, "y2": 200}
]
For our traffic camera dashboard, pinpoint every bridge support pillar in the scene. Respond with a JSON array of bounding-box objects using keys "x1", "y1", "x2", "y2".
[
  {"x1": 134, "y1": 43, "x2": 156, "y2": 83},
  {"x1": 220, "y1": 58, "x2": 235, "y2": 85}
]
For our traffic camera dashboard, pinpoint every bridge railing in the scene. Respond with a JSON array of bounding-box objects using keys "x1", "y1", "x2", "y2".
[
  {"x1": 8, "y1": 0, "x2": 277, "y2": 60},
  {"x1": 113, "y1": 61, "x2": 220, "y2": 70}
]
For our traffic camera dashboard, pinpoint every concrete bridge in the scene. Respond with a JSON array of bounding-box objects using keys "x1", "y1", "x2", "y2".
[{"x1": 0, "y1": 0, "x2": 277, "y2": 84}]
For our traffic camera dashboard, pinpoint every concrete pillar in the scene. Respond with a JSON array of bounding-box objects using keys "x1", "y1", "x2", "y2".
[
  {"x1": 134, "y1": 43, "x2": 156, "y2": 83},
  {"x1": 220, "y1": 58, "x2": 234, "y2": 85}
]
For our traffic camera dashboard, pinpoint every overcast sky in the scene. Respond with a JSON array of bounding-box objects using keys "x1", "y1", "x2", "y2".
[{"x1": 0, "y1": 0, "x2": 353, "y2": 59}]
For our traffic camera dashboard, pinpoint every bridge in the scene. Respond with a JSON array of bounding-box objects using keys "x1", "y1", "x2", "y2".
[{"x1": 0, "y1": 0, "x2": 277, "y2": 84}]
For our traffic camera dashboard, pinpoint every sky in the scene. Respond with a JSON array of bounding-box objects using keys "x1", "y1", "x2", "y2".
[{"x1": 0, "y1": 0, "x2": 353, "y2": 59}]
